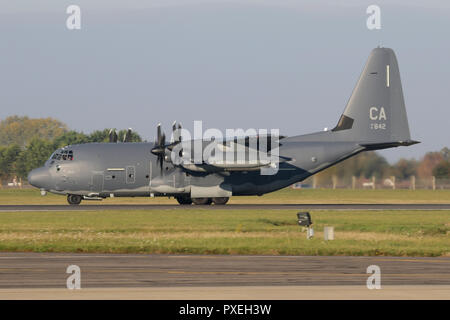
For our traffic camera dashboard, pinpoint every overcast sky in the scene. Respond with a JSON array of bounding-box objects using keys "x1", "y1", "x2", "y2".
[{"x1": 1, "y1": 0, "x2": 449, "y2": 162}]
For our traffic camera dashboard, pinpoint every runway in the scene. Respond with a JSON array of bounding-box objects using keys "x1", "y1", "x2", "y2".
[
  {"x1": 0, "y1": 253, "x2": 449, "y2": 287},
  {"x1": 0, "y1": 253, "x2": 449, "y2": 299},
  {"x1": 1, "y1": 203, "x2": 450, "y2": 211}
]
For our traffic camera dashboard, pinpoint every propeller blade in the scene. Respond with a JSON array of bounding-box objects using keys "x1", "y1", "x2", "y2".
[
  {"x1": 109, "y1": 129, "x2": 118, "y2": 143},
  {"x1": 177, "y1": 123, "x2": 182, "y2": 142},
  {"x1": 172, "y1": 121, "x2": 177, "y2": 133},
  {"x1": 123, "y1": 128, "x2": 133, "y2": 142},
  {"x1": 172, "y1": 121, "x2": 182, "y2": 143},
  {"x1": 156, "y1": 124, "x2": 162, "y2": 143}
]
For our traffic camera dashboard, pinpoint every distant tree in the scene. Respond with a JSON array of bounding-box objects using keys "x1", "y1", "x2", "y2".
[
  {"x1": 53, "y1": 130, "x2": 90, "y2": 148},
  {"x1": 54, "y1": 128, "x2": 143, "y2": 145},
  {"x1": 390, "y1": 158, "x2": 418, "y2": 179},
  {"x1": 88, "y1": 129, "x2": 110, "y2": 143},
  {"x1": 0, "y1": 144, "x2": 21, "y2": 180},
  {"x1": 0, "y1": 116, "x2": 68, "y2": 147},
  {"x1": 315, "y1": 151, "x2": 389, "y2": 185},
  {"x1": 87, "y1": 129, "x2": 142, "y2": 143},
  {"x1": 15, "y1": 138, "x2": 55, "y2": 178},
  {"x1": 440, "y1": 147, "x2": 450, "y2": 161},
  {"x1": 117, "y1": 129, "x2": 142, "y2": 143},
  {"x1": 432, "y1": 161, "x2": 450, "y2": 179},
  {"x1": 417, "y1": 152, "x2": 443, "y2": 179},
  {"x1": 0, "y1": 116, "x2": 146, "y2": 179},
  {"x1": 359, "y1": 152, "x2": 389, "y2": 179}
]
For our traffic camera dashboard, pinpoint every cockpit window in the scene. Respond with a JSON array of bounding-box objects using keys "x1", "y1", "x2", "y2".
[{"x1": 51, "y1": 149, "x2": 74, "y2": 161}]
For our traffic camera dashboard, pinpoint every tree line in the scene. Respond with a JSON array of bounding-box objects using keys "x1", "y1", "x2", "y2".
[
  {"x1": 313, "y1": 148, "x2": 450, "y2": 186},
  {"x1": 0, "y1": 116, "x2": 142, "y2": 180},
  {"x1": 0, "y1": 115, "x2": 449, "y2": 181}
]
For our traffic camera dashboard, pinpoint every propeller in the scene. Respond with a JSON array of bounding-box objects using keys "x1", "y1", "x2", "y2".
[
  {"x1": 123, "y1": 128, "x2": 133, "y2": 143},
  {"x1": 151, "y1": 122, "x2": 183, "y2": 174},
  {"x1": 109, "y1": 129, "x2": 118, "y2": 143},
  {"x1": 151, "y1": 124, "x2": 166, "y2": 173}
]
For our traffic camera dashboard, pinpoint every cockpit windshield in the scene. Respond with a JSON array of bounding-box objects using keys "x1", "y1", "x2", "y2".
[{"x1": 50, "y1": 149, "x2": 74, "y2": 161}]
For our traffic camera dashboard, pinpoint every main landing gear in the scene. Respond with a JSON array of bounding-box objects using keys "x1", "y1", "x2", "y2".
[
  {"x1": 211, "y1": 197, "x2": 229, "y2": 205},
  {"x1": 192, "y1": 197, "x2": 213, "y2": 205},
  {"x1": 175, "y1": 195, "x2": 193, "y2": 205},
  {"x1": 175, "y1": 196, "x2": 229, "y2": 205},
  {"x1": 67, "y1": 194, "x2": 82, "y2": 205}
]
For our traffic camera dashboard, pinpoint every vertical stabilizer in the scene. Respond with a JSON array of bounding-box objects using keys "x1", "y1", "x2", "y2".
[{"x1": 332, "y1": 47, "x2": 414, "y2": 145}]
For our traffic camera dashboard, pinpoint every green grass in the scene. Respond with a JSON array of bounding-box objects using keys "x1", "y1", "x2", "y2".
[
  {"x1": 1, "y1": 187, "x2": 450, "y2": 204},
  {"x1": 0, "y1": 209, "x2": 448, "y2": 256},
  {"x1": 1, "y1": 188, "x2": 448, "y2": 257}
]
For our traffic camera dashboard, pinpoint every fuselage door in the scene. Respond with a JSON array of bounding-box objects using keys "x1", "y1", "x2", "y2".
[{"x1": 91, "y1": 173, "x2": 104, "y2": 193}]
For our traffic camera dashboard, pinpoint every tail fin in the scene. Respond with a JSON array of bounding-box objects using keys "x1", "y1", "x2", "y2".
[{"x1": 332, "y1": 47, "x2": 418, "y2": 147}]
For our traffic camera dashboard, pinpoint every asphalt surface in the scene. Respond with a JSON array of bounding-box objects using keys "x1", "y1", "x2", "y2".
[
  {"x1": 0, "y1": 253, "x2": 449, "y2": 288},
  {"x1": 1, "y1": 204, "x2": 450, "y2": 211}
]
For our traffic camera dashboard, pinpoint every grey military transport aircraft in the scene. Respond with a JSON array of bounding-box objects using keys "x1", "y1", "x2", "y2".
[{"x1": 28, "y1": 47, "x2": 418, "y2": 205}]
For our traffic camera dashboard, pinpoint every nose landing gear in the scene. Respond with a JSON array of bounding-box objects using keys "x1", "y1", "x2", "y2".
[{"x1": 67, "y1": 194, "x2": 82, "y2": 205}]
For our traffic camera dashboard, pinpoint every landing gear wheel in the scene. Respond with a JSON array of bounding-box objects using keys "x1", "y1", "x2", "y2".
[
  {"x1": 67, "y1": 194, "x2": 82, "y2": 205},
  {"x1": 212, "y1": 197, "x2": 229, "y2": 205},
  {"x1": 192, "y1": 197, "x2": 212, "y2": 205},
  {"x1": 176, "y1": 196, "x2": 193, "y2": 205}
]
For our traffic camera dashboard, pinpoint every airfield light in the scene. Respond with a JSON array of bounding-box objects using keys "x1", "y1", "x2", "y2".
[
  {"x1": 297, "y1": 212, "x2": 314, "y2": 240},
  {"x1": 297, "y1": 212, "x2": 312, "y2": 227}
]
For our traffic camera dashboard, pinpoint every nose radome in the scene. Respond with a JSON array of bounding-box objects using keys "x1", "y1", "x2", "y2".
[{"x1": 28, "y1": 167, "x2": 52, "y2": 189}]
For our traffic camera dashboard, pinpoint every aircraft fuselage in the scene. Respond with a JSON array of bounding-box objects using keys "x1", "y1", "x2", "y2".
[{"x1": 28, "y1": 138, "x2": 361, "y2": 200}]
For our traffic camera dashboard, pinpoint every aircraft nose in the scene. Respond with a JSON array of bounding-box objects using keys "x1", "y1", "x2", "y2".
[{"x1": 28, "y1": 167, "x2": 52, "y2": 189}]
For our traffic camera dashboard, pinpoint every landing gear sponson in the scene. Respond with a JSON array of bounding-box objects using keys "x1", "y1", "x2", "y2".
[{"x1": 175, "y1": 196, "x2": 229, "y2": 205}]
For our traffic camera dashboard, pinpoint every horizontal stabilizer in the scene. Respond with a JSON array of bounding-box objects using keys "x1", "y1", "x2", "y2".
[{"x1": 360, "y1": 140, "x2": 420, "y2": 150}]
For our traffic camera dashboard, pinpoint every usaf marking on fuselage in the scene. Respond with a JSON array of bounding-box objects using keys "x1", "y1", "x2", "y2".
[{"x1": 28, "y1": 47, "x2": 419, "y2": 205}]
